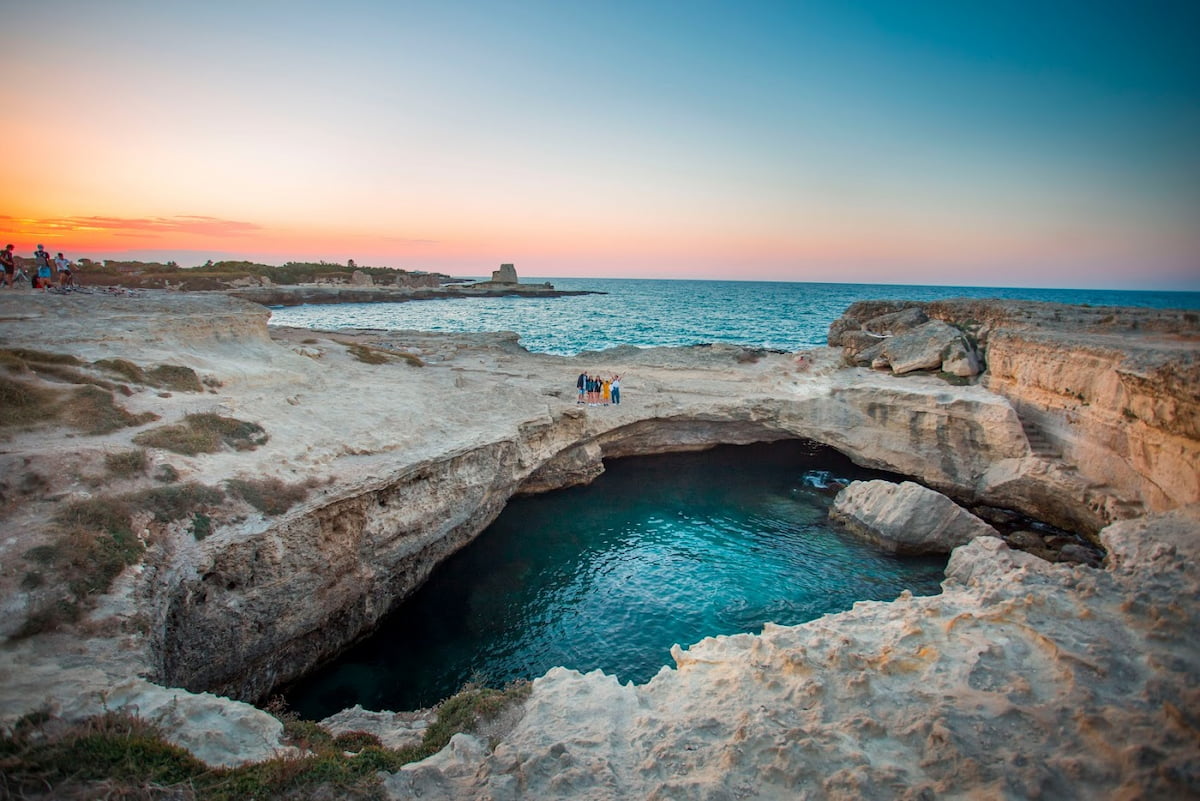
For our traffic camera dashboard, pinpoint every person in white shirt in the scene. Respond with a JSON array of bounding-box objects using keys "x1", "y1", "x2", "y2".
[{"x1": 54, "y1": 252, "x2": 74, "y2": 288}]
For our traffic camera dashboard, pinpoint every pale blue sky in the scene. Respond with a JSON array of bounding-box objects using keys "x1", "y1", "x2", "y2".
[{"x1": 4, "y1": 0, "x2": 1198, "y2": 288}]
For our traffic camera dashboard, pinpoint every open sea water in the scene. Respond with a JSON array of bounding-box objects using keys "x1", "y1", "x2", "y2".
[{"x1": 266, "y1": 277, "x2": 1200, "y2": 355}]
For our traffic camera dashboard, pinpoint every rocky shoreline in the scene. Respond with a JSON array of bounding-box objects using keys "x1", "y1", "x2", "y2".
[{"x1": 0, "y1": 291, "x2": 1196, "y2": 798}]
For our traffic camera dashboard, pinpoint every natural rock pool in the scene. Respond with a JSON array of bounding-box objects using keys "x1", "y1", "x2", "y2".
[{"x1": 285, "y1": 441, "x2": 948, "y2": 717}]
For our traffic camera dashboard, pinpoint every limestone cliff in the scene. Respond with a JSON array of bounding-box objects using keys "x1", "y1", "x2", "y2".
[
  {"x1": 0, "y1": 290, "x2": 1196, "y2": 797},
  {"x1": 830, "y1": 299, "x2": 1200, "y2": 529}
]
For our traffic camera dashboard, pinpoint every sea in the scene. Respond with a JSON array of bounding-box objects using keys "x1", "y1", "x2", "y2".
[{"x1": 265, "y1": 277, "x2": 1200, "y2": 355}]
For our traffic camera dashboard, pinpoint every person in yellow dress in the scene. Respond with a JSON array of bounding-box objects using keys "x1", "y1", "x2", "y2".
[{"x1": 601, "y1": 378, "x2": 611, "y2": 404}]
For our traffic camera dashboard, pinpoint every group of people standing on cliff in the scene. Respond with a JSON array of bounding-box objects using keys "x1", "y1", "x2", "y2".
[
  {"x1": 576, "y1": 372, "x2": 621, "y2": 405},
  {"x1": 1, "y1": 244, "x2": 78, "y2": 290}
]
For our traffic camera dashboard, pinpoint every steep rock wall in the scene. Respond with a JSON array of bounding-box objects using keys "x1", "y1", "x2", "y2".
[
  {"x1": 984, "y1": 329, "x2": 1200, "y2": 515},
  {"x1": 156, "y1": 442, "x2": 523, "y2": 700}
]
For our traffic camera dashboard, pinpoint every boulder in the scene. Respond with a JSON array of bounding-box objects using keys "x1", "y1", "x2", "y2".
[
  {"x1": 863, "y1": 306, "x2": 929, "y2": 336},
  {"x1": 830, "y1": 480, "x2": 999, "y2": 554},
  {"x1": 882, "y1": 320, "x2": 969, "y2": 375},
  {"x1": 840, "y1": 330, "x2": 888, "y2": 364},
  {"x1": 350, "y1": 269, "x2": 373, "y2": 286}
]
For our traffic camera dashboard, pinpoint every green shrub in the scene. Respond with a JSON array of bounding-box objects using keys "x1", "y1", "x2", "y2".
[
  {"x1": 191, "y1": 512, "x2": 213, "y2": 540},
  {"x1": 0, "y1": 681, "x2": 528, "y2": 799}
]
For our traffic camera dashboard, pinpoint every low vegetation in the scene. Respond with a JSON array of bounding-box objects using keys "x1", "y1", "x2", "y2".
[
  {"x1": 95, "y1": 358, "x2": 205, "y2": 392},
  {"x1": 60, "y1": 385, "x2": 161, "y2": 435},
  {"x1": 0, "y1": 681, "x2": 531, "y2": 799},
  {"x1": 226, "y1": 476, "x2": 311, "y2": 516},
  {"x1": 18, "y1": 483, "x2": 224, "y2": 636},
  {"x1": 0, "y1": 372, "x2": 157, "y2": 435},
  {"x1": 105, "y1": 448, "x2": 150, "y2": 478},
  {"x1": 345, "y1": 342, "x2": 425, "y2": 367},
  {"x1": 55, "y1": 258, "x2": 446, "y2": 291},
  {"x1": 134, "y1": 413, "x2": 268, "y2": 455}
]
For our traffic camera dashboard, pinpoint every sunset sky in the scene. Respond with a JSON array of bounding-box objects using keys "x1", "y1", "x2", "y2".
[{"x1": 3, "y1": 1, "x2": 1197, "y2": 289}]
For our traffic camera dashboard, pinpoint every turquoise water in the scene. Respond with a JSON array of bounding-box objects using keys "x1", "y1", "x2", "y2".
[
  {"x1": 286, "y1": 441, "x2": 947, "y2": 717},
  {"x1": 267, "y1": 278, "x2": 1200, "y2": 356}
]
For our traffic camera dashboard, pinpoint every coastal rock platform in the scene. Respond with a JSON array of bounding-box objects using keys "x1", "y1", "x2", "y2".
[{"x1": 0, "y1": 291, "x2": 1196, "y2": 797}]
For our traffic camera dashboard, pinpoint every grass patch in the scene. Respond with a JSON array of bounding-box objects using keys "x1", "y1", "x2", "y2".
[
  {"x1": 18, "y1": 483, "x2": 223, "y2": 636},
  {"x1": 346, "y1": 343, "x2": 390, "y2": 365},
  {"x1": 106, "y1": 448, "x2": 150, "y2": 478},
  {"x1": 190, "y1": 512, "x2": 213, "y2": 540},
  {"x1": 94, "y1": 357, "x2": 145, "y2": 383},
  {"x1": 59, "y1": 385, "x2": 161, "y2": 435},
  {"x1": 96, "y1": 359, "x2": 204, "y2": 392},
  {"x1": 1, "y1": 681, "x2": 532, "y2": 798},
  {"x1": 0, "y1": 348, "x2": 84, "y2": 369},
  {"x1": 154, "y1": 463, "x2": 181, "y2": 483},
  {"x1": 146, "y1": 364, "x2": 204, "y2": 392},
  {"x1": 226, "y1": 476, "x2": 309, "y2": 516},
  {"x1": 131, "y1": 482, "x2": 225, "y2": 523},
  {"x1": 134, "y1": 413, "x2": 267, "y2": 455},
  {"x1": 422, "y1": 681, "x2": 531, "y2": 752},
  {"x1": 0, "y1": 373, "x2": 58, "y2": 427}
]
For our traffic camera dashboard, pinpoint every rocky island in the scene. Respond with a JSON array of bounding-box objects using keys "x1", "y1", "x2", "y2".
[{"x1": 0, "y1": 291, "x2": 1196, "y2": 799}]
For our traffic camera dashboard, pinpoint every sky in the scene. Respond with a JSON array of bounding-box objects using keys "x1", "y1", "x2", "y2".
[{"x1": 2, "y1": 0, "x2": 1198, "y2": 289}]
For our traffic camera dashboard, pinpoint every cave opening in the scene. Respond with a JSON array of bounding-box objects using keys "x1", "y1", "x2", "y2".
[{"x1": 283, "y1": 439, "x2": 950, "y2": 717}]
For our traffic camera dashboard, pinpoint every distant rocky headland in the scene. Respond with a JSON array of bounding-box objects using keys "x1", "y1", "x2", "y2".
[
  {"x1": 0, "y1": 290, "x2": 1195, "y2": 799},
  {"x1": 37, "y1": 256, "x2": 602, "y2": 305},
  {"x1": 228, "y1": 262, "x2": 602, "y2": 306}
]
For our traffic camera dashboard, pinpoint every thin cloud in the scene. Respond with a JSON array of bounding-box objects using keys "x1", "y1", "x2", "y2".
[{"x1": 13, "y1": 215, "x2": 262, "y2": 237}]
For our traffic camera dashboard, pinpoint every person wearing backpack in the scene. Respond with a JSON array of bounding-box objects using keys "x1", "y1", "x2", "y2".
[{"x1": 33, "y1": 245, "x2": 52, "y2": 291}]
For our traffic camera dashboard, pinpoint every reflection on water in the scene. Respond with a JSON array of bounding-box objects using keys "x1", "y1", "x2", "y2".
[{"x1": 285, "y1": 441, "x2": 946, "y2": 717}]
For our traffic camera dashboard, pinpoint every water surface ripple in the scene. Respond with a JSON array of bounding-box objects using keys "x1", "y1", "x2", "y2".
[
  {"x1": 286, "y1": 442, "x2": 947, "y2": 717},
  {"x1": 267, "y1": 277, "x2": 1200, "y2": 356}
]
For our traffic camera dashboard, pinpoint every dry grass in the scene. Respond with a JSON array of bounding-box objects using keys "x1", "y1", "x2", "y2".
[
  {"x1": 94, "y1": 357, "x2": 145, "y2": 383},
  {"x1": 95, "y1": 359, "x2": 205, "y2": 392},
  {"x1": 105, "y1": 449, "x2": 150, "y2": 478},
  {"x1": 134, "y1": 413, "x2": 267, "y2": 455},
  {"x1": 344, "y1": 342, "x2": 424, "y2": 367},
  {"x1": 60, "y1": 386, "x2": 161, "y2": 435},
  {"x1": 0, "y1": 373, "x2": 57, "y2": 428},
  {"x1": 0, "y1": 375, "x2": 157, "y2": 435},
  {"x1": 225, "y1": 477, "x2": 310, "y2": 516},
  {"x1": 146, "y1": 364, "x2": 204, "y2": 392},
  {"x1": 18, "y1": 483, "x2": 224, "y2": 637}
]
